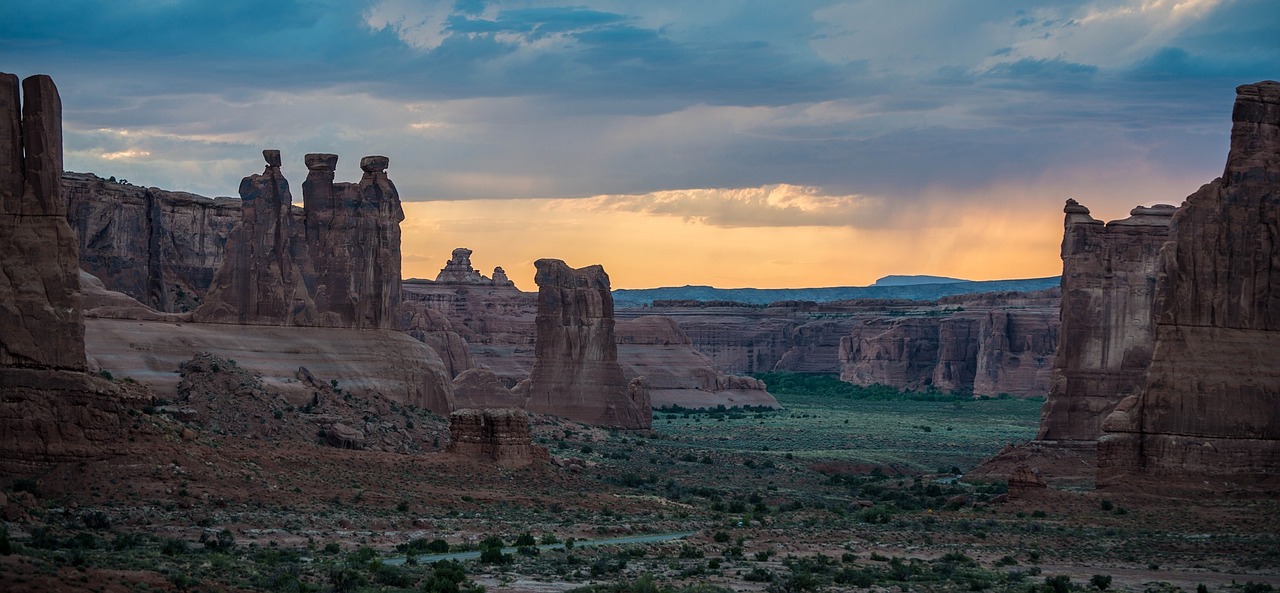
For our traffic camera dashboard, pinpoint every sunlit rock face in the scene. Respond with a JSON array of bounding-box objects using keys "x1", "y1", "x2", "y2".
[
  {"x1": 520, "y1": 259, "x2": 651, "y2": 430},
  {"x1": 194, "y1": 151, "x2": 403, "y2": 329},
  {"x1": 1036, "y1": 201, "x2": 1176, "y2": 443},
  {"x1": 1100, "y1": 81, "x2": 1280, "y2": 487}
]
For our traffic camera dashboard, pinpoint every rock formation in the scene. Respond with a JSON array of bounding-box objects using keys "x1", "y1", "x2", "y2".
[
  {"x1": 837, "y1": 297, "x2": 1057, "y2": 397},
  {"x1": 521, "y1": 259, "x2": 651, "y2": 429},
  {"x1": 1, "y1": 73, "x2": 84, "y2": 371},
  {"x1": 451, "y1": 368, "x2": 526, "y2": 409},
  {"x1": 447, "y1": 408, "x2": 543, "y2": 467},
  {"x1": 195, "y1": 150, "x2": 315, "y2": 325},
  {"x1": 1036, "y1": 201, "x2": 1175, "y2": 442},
  {"x1": 398, "y1": 302, "x2": 477, "y2": 378},
  {"x1": 195, "y1": 151, "x2": 403, "y2": 329},
  {"x1": 432, "y1": 247, "x2": 516, "y2": 286},
  {"x1": 1099, "y1": 81, "x2": 1280, "y2": 486},
  {"x1": 1, "y1": 72, "x2": 129, "y2": 472},
  {"x1": 64, "y1": 172, "x2": 238, "y2": 312},
  {"x1": 436, "y1": 247, "x2": 488, "y2": 283}
]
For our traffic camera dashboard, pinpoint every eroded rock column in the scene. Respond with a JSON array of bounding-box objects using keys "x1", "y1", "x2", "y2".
[{"x1": 521, "y1": 259, "x2": 651, "y2": 429}]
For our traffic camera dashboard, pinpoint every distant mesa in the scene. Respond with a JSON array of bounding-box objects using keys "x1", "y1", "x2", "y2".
[
  {"x1": 871, "y1": 275, "x2": 968, "y2": 287},
  {"x1": 433, "y1": 247, "x2": 514, "y2": 286}
]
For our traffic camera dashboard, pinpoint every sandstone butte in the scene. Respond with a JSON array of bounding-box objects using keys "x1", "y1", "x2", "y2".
[
  {"x1": 447, "y1": 408, "x2": 546, "y2": 467},
  {"x1": 518, "y1": 259, "x2": 653, "y2": 430},
  {"x1": 974, "y1": 81, "x2": 1280, "y2": 491}
]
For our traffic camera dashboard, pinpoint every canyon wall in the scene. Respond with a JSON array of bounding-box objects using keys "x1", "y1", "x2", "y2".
[
  {"x1": 632, "y1": 292, "x2": 1059, "y2": 398},
  {"x1": 64, "y1": 172, "x2": 237, "y2": 312},
  {"x1": 1099, "y1": 81, "x2": 1280, "y2": 487}
]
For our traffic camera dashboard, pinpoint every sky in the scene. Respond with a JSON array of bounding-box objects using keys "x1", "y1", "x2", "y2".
[{"x1": 3, "y1": 0, "x2": 1276, "y2": 290}]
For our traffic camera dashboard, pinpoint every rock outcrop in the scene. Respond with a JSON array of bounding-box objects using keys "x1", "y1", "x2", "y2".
[
  {"x1": 435, "y1": 247, "x2": 488, "y2": 283},
  {"x1": 1, "y1": 73, "x2": 84, "y2": 371},
  {"x1": 447, "y1": 408, "x2": 543, "y2": 467},
  {"x1": 85, "y1": 317, "x2": 455, "y2": 414},
  {"x1": 520, "y1": 259, "x2": 651, "y2": 429},
  {"x1": 1036, "y1": 201, "x2": 1175, "y2": 442},
  {"x1": 194, "y1": 151, "x2": 403, "y2": 328},
  {"x1": 64, "y1": 172, "x2": 238, "y2": 312},
  {"x1": 1099, "y1": 81, "x2": 1280, "y2": 487},
  {"x1": 1, "y1": 72, "x2": 130, "y2": 473},
  {"x1": 451, "y1": 368, "x2": 525, "y2": 409}
]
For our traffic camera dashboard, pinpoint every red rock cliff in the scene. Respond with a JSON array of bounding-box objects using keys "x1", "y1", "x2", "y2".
[{"x1": 1099, "y1": 81, "x2": 1280, "y2": 487}]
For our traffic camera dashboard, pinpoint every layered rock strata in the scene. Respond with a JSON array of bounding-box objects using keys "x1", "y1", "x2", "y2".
[
  {"x1": 836, "y1": 297, "x2": 1058, "y2": 397},
  {"x1": 1036, "y1": 201, "x2": 1175, "y2": 442},
  {"x1": 520, "y1": 259, "x2": 651, "y2": 429},
  {"x1": 194, "y1": 151, "x2": 403, "y2": 329},
  {"x1": 1099, "y1": 81, "x2": 1280, "y2": 486},
  {"x1": 616, "y1": 316, "x2": 778, "y2": 409},
  {"x1": 447, "y1": 408, "x2": 543, "y2": 467},
  {"x1": 433, "y1": 247, "x2": 516, "y2": 286}
]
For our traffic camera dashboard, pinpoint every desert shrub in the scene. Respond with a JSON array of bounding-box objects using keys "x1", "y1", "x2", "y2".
[
  {"x1": 200, "y1": 528, "x2": 235, "y2": 552},
  {"x1": 1045, "y1": 574, "x2": 1073, "y2": 593},
  {"x1": 371, "y1": 561, "x2": 413, "y2": 587},
  {"x1": 515, "y1": 532, "x2": 537, "y2": 547},
  {"x1": 1090, "y1": 574, "x2": 1112, "y2": 590},
  {"x1": 0, "y1": 527, "x2": 11, "y2": 555},
  {"x1": 713, "y1": 531, "x2": 730, "y2": 543},
  {"x1": 327, "y1": 566, "x2": 365, "y2": 593},
  {"x1": 161, "y1": 538, "x2": 189, "y2": 556}
]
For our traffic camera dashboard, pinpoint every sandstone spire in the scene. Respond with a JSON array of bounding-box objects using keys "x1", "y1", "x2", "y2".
[
  {"x1": 521, "y1": 259, "x2": 651, "y2": 429},
  {"x1": 0, "y1": 73, "x2": 84, "y2": 370}
]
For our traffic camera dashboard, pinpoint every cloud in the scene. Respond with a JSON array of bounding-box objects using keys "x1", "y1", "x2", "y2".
[{"x1": 554, "y1": 185, "x2": 887, "y2": 229}]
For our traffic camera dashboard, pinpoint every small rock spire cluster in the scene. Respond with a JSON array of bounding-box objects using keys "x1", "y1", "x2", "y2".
[
  {"x1": 434, "y1": 247, "x2": 515, "y2": 286},
  {"x1": 196, "y1": 150, "x2": 404, "y2": 328}
]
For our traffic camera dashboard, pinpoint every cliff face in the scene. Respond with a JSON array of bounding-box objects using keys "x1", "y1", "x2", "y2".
[
  {"x1": 1036, "y1": 201, "x2": 1175, "y2": 442},
  {"x1": 194, "y1": 152, "x2": 404, "y2": 329},
  {"x1": 521, "y1": 259, "x2": 651, "y2": 429},
  {"x1": 64, "y1": 173, "x2": 238, "y2": 312},
  {"x1": 1099, "y1": 81, "x2": 1280, "y2": 486},
  {"x1": 616, "y1": 316, "x2": 779, "y2": 409},
  {"x1": 835, "y1": 296, "x2": 1058, "y2": 397}
]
